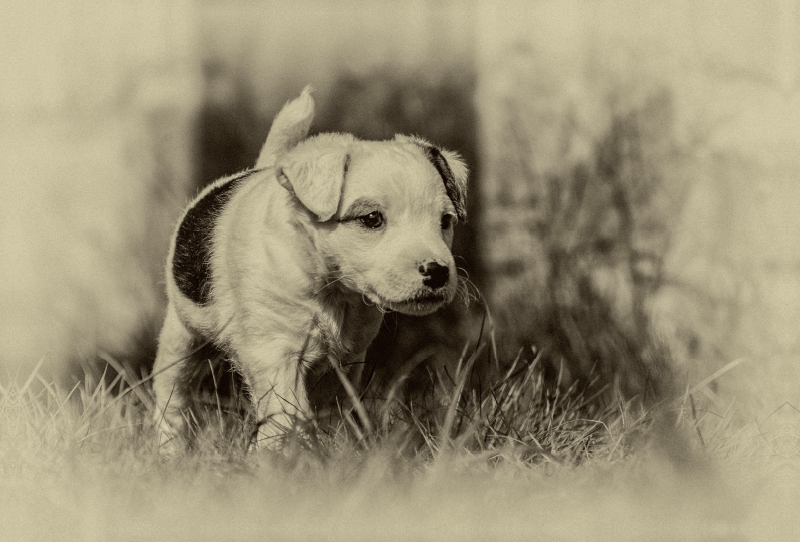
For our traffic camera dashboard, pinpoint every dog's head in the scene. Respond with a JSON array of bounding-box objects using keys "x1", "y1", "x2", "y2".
[{"x1": 275, "y1": 133, "x2": 468, "y2": 316}]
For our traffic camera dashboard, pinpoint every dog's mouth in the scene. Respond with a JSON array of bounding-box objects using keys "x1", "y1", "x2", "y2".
[{"x1": 377, "y1": 291, "x2": 449, "y2": 316}]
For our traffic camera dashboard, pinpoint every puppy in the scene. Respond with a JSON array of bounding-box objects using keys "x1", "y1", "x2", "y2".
[{"x1": 152, "y1": 87, "x2": 467, "y2": 451}]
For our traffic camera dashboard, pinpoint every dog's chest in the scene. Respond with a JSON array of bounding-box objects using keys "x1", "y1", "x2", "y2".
[{"x1": 307, "y1": 297, "x2": 383, "y2": 366}]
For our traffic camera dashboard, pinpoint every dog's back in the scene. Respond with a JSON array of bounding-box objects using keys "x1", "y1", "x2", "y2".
[{"x1": 171, "y1": 171, "x2": 252, "y2": 307}]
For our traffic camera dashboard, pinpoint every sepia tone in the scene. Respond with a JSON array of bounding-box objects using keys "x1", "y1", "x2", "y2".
[{"x1": 1, "y1": 1, "x2": 799, "y2": 539}]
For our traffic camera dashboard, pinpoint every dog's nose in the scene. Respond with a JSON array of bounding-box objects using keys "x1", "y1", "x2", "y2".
[{"x1": 419, "y1": 261, "x2": 450, "y2": 289}]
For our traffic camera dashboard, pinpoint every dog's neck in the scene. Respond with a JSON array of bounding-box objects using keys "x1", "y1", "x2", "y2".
[{"x1": 313, "y1": 285, "x2": 383, "y2": 363}]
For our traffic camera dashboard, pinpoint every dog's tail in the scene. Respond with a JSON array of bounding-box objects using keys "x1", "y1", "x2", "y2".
[{"x1": 255, "y1": 86, "x2": 315, "y2": 169}]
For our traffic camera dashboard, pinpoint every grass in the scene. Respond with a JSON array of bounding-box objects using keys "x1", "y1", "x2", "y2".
[{"x1": 0, "y1": 342, "x2": 790, "y2": 541}]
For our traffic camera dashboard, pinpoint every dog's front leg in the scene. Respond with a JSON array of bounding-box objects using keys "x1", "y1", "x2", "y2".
[{"x1": 236, "y1": 340, "x2": 311, "y2": 449}]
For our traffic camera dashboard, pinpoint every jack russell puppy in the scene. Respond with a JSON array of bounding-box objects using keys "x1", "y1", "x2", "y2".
[{"x1": 152, "y1": 87, "x2": 467, "y2": 451}]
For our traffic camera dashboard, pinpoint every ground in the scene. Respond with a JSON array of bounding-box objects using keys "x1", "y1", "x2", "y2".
[{"x1": 1, "y1": 359, "x2": 795, "y2": 541}]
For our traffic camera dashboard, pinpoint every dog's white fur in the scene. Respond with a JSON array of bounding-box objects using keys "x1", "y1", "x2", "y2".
[{"x1": 152, "y1": 87, "x2": 467, "y2": 451}]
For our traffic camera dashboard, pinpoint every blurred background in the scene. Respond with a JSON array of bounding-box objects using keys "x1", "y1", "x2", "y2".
[{"x1": 1, "y1": 0, "x2": 798, "y2": 420}]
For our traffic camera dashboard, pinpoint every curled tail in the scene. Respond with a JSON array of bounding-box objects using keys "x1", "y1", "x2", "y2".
[{"x1": 255, "y1": 86, "x2": 315, "y2": 169}]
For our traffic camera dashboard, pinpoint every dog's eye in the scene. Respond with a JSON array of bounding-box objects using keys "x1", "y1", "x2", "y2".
[
  {"x1": 358, "y1": 211, "x2": 385, "y2": 229},
  {"x1": 441, "y1": 214, "x2": 456, "y2": 230}
]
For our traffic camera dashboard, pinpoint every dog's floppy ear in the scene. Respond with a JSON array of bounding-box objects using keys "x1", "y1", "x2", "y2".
[
  {"x1": 276, "y1": 135, "x2": 353, "y2": 222},
  {"x1": 398, "y1": 135, "x2": 469, "y2": 221}
]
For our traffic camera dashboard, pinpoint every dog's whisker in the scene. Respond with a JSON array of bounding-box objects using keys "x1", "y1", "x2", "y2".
[
  {"x1": 360, "y1": 292, "x2": 388, "y2": 313},
  {"x1": 453, "y1": 268, "x2": 487, "y2": 306},
  {"x1": 314, "y1": 273, "x2": 357, "y2": 296}
]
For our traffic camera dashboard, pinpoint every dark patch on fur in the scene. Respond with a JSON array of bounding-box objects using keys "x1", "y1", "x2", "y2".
[
  {"x1": 420, "y1": 145, "x2": 467, "y2": 221},
  {"x1": 172, "y1": 171, "x2": 251, "y2": 305}
]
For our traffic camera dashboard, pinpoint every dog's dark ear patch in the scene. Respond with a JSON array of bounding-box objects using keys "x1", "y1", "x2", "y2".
[
  {"x1": 421, "y1": 145, "x2": 467, "y2": 221},
  {"x1": 173, "y1": 171, "x2": 250, "y2": 305}
]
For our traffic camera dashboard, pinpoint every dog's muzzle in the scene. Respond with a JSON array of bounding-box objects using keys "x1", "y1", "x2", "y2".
[{"x1": 381, "y1": 262, "x2": 455, "y2": 315}]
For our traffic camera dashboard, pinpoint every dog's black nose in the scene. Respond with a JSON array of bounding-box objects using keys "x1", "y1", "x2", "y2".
[{"x1": 419, "y1": 261, "x2": 449, "y2": 289}]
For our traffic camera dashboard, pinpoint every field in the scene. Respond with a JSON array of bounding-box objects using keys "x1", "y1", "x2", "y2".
[{"x1": 0, "y1": 352, "x2": 791, "y2": 542}]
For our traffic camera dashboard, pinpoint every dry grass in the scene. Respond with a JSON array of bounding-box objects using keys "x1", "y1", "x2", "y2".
[{"x1": 0, "y1": 348, "x2": 790, "y2": 541}]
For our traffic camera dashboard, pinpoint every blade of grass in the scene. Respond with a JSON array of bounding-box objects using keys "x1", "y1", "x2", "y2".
[
  {"x1": 333, "y1": 361, "x2": 373, "y2": 438},
  {"x1": 689, "y1": 357, "x2": 749, "y2": 394},
  {"x1": 98, "y1": 351, "x2": 155, "y2": 411},
  {"x1": 440, "y1": 342, "x2": 484, "y2": 446}
]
